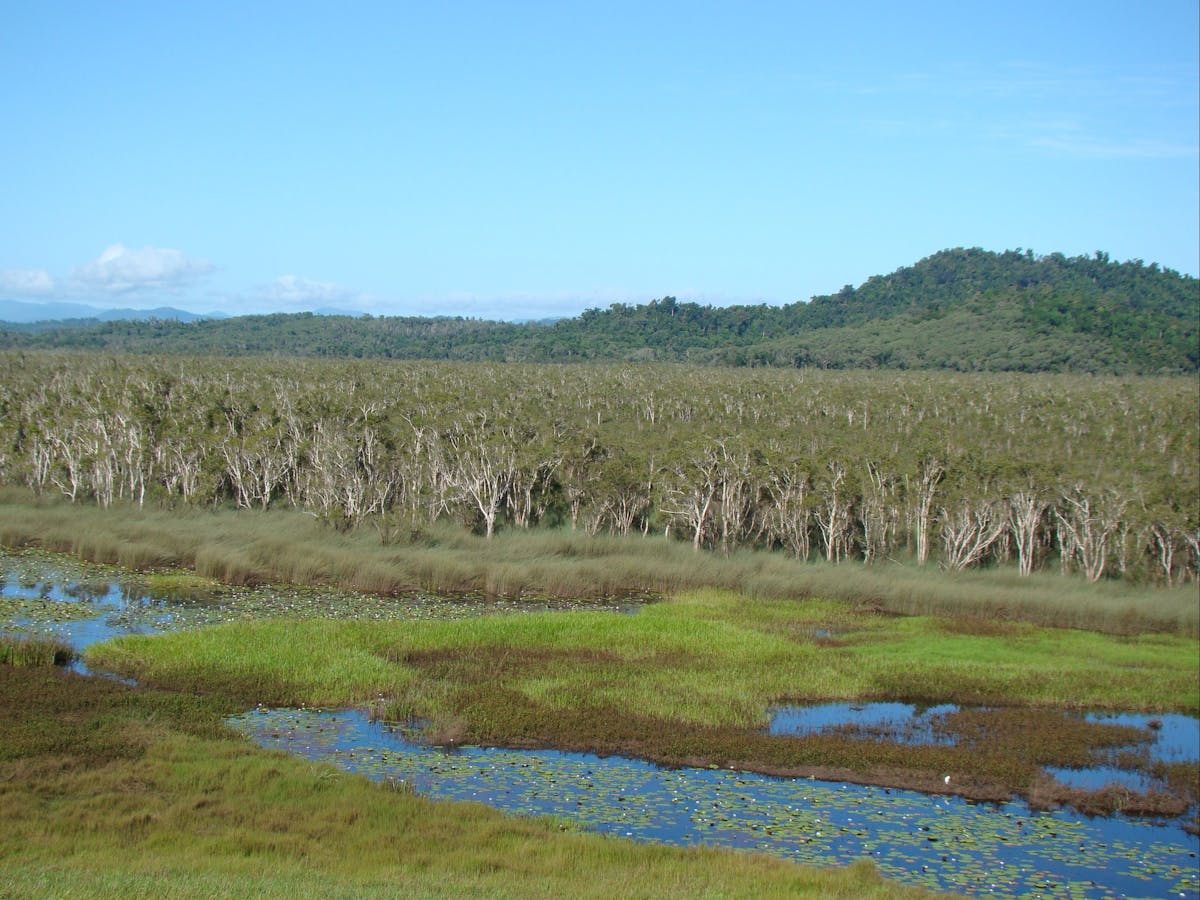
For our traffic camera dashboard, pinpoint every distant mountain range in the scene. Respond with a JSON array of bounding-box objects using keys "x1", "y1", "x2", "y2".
[
  {"x1": 0, "y1": 299, "x2": 223, "y2": 325},
  {"x1": 2, "y1": 248, "x2": 1196, "y2": 374},
  {"x1": 0, "y1": 300, "x2": 375, "y2": 327}
]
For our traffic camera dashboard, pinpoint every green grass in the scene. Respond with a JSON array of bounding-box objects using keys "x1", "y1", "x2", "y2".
[
  {"x1": 5, "y1": 532, "x2": 1197, "y2": 892},
  {"x1": 3, "y1": 490, "x2": 1195, "y2": 635},
  {"x1": 86, "y1": 588, "x2": 1199, "y2": 809},
  {"x1": 0, "y1": 664, "x2": 926, "y2": 899},
  {"x1": 87, "y1": 589, "x2": 1200, "y2": 719}
]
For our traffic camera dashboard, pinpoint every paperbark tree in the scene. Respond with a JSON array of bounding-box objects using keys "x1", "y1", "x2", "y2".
[
  {"x1": 1007, "y1": 491, "x2": 1048, "y2": 576},
  {"x1": 763, "y1": 465, "x2": 812, "y2": 560},
  {"x1": 1054, "y1": 488, "x2": 1127, "y2": 582},
  {"x1": 447, "y1": 420, "x2": 517, "y2": 540},
  {"x1": 909, "y1": 457, "x2": 944, "y2": 566},
  {"x1": 940, "y1": 500, "x2": 1006, "y2": 571},
  {"x1": 814, "y1": 460, "x2": 854, "y2": 563},
  {"x1": 662, "y1": 446, "x2": 722, "y2": 551}
]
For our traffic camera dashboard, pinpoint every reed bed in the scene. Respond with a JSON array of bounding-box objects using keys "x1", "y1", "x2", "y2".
[
  {"x1": 0, "y1": 634, "x2": 74, "y2": 667},
  {"x1": 2, "y1": 492, "x2": 1194, "y2": 636}
]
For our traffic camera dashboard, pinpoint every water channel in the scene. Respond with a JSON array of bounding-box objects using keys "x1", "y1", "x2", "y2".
[{"x1": 3, "y1": 552, "x2": 1198, "y2": 898}]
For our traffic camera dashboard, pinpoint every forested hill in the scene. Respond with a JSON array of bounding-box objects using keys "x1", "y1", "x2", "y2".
[{"x1": 2, "y1": 248, "x2": 1195, "y2": 373}]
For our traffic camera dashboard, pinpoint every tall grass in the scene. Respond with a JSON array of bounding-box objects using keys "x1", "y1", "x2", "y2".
[
  {"x1": 2, "y1": 489, "x2": 1195, "y2": 635},
  {"x1": 0, "y1": 634, "x2": 74, "y2": 667}
]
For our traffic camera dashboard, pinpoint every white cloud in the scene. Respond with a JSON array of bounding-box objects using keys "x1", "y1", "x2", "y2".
[
  {"x1": 72, "y1": 243, "x2": 214, "y2": 294},
  {"x1": 0, "y1": 268, "x2": 55, "y2": 296},
  {"x1": 255, "y1": 275, "x2": 361, "y2": 310}
]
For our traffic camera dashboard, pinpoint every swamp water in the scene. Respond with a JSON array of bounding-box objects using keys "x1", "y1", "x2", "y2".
[
  {"x1": 771, "y1": 703, "x2": 1200, "y2": 796},
  {"x1": 231, "y1": 707, "x2": 1198, "y2": 897},
  {"x1": 0, "y1": 552, "x2": 640, "y2": 671},
  {"x1": 3, "y1": 553, "x2": 1198, "y2": 898}
]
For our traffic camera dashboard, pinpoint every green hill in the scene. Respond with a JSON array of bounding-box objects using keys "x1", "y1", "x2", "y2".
[{"x1": 3, "y1": 248, "x2": 1195, "y2": 373}]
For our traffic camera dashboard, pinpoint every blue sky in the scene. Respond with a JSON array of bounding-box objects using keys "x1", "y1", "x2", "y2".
[{"x1": 1, "y1": 1, "x2": 1196, "y2": 321}]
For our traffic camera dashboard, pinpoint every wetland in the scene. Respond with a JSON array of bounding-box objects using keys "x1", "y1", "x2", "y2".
[{"x1": 2, "y1": 548, "x2": 1197, "y2": 897}]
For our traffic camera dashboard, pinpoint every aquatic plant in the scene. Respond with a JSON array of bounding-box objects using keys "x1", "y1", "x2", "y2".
[
  {"x1": 0, "y1": 663, "x2": 924, "y2": 898},
  {"x1": 84, "y1": 587, "x2": 1199, "y2": 814},
  {"x1": 232, "y1": 707, "x2": 1200, "y2": 898}
]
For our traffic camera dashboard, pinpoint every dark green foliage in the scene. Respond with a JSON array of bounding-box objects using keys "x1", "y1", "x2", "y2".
[
  {"x1": 2, "y1": 249, "x2": 1195, "y2": 373},
  {"x1": 1, "y1": 353, "x2": 1195, "y2": 583}
]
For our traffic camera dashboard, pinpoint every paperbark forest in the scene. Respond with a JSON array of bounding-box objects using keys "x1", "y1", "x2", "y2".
[{"x1": 2, "y1": 353, "x2": 1195, "y2": 584}]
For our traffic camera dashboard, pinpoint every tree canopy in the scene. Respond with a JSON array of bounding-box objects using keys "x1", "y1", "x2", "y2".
[
  {"x1": 1, "y1": 353, "x2": 1195, "y2": 583},
  {"x1": 1, "y1": 249, "x2": 1195, "y2": 374}
]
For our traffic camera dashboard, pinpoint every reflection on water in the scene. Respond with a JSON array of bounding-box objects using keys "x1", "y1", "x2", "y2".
[
  {"x1": 1046, "y1": 712, "x2": 1200, "y2": 793},
  {"x1": 769, "y1": 702, "x2": 960, "y2": 745},
  {"x1": 232, "y1": 707, "x2": 1200, "y2": 899},
  {"x1": 1082, "y1": 712, "x2": 1200, "y2": 763},
  {"x1": 1, "y1": 568, "x2": 164, "y2": 672},
  {"x1": 4, "y1": 552, "x2": 1199, "y2": 898},
  {"x1": 0, "y1": 551, "x2": 644, "y2": 670},
  {"x1": 771, "y1": 702, "x2": 1200, "y2": 798}
]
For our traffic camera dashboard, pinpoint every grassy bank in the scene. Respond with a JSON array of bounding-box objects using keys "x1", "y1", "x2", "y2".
[
  {"x1": 2, "y1": 490, "x2": 1195, "y2": 635},
  {"x1": 0, "y1": 663, "x2": 925, "y2": 899},
  {"x1": 88, "y1": 588, "x2": 1200, "y2": 812}
]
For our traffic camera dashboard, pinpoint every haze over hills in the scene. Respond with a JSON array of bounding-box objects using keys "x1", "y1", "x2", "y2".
[
  {"x1": 0, "y1": 299, "x2": 224, "y2": 325},
  {"x1": 2, "y1": 248, "x2": 1196, "y2": 374}
]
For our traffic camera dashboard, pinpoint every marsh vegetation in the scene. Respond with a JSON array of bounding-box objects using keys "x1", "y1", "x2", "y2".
[
  {"x1": 1, "y1": 351, "x2": 1197, "y2": 896},
  {"x1": 2, "y1": 497, "x2": 1196, "y2": 636},
  {"x1": 0, "y1": 633, "x2": 73, "y2": 666},
  {"x1": 6, "y1": 662, "x2": 905, "y2": 899},
  {"x1": 2, "y1": 554, "x2": 1196, "y2": 896},
  {"x1": 84, "y1": 587, "x2": 1199, "y2": 813}
]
